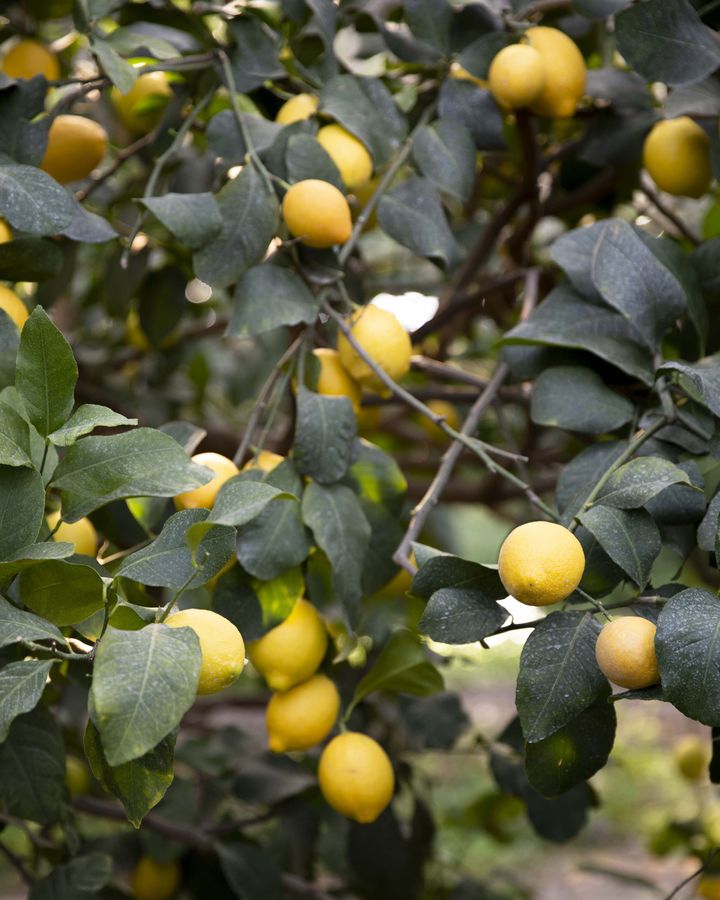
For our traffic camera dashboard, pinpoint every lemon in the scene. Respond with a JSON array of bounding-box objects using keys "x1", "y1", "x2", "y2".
[
  {"x1": 47, "y1": 510, "x2": 98, "y2": 557},
  {"x1": 643, "y1": 117, "x2": 712, "y2": 198},
  {"x1": 700, "y1": 876, "x2": 720, "y2": 900},
  {"x1": 312, "y1": 347, "x2": 362, "y2": 413},
  {"x1": 488, "y1": 44, "x2": 545, "y2": 110},
  {"x1": 275, "y1": 93, "x2": 318, "y2": 124},
  {"x1": 174, "y1": 452, "x2": 239, "y2": 510},
  {"x1": 350, "y1": 175, "x2": 381, "y2": 231},
  {"x1": 673, "y1": 734, "x2": 710, "y2": 781},
  {"x1": 166, "y1": 608, "x2": 245, "y2": 695},
  {"x1": 282, "y1": 179, "x2": 353, "y2": 248},
  {"x1": 337, "y1": 305, "x2": 412, "y2": 392},
  {"x1": 248, "y1": 598, "x2": 328, "y2": 691},
  {"x1": 498, "y1": 521, "x2": 585, "y2": 606},
  {"x1": 318, "y1": 732, "x2": 395, "y2": 823},
  {"x1": 0, "y1": 220, "x2": 13, "y2": 243},
  {"x1": 526, "y1": 27, "x2": 586, "y2": 118},
  {"x1": 266, "y1": 673, "x2": 340, "y2": 752},
  {"x1": 418, "y1": 399, "x2": 461, "y2": 439},
  {"x1": 316, "y1": 124, "x2": 373, "y2": 190},
  {"x1": 595, "y1": 616, "x2": 659, "y2": 690},
  {"x1": 242, "y1": 450, "x2": 285, "y2": 472},
  {"x1": 41, "y1": 115, "x2": 108, "y2": 185},
  {"x1": 1, "y1": 39, "x2": 60, "y2": 81},
  {"x1": 131, "y1": 856, "x2": 181, "y2": 900},
  {"x1": 111, "y1": 71, "x2": 173, "y2": 135},
  {"x1": 65, "y1": 756, "x2": 91, "y2": 796},
  {"x1": 0, "y1": 285, "x2": 28, "y2": 329}
]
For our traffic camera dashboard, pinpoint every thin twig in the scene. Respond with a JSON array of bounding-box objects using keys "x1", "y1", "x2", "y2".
[
  {"x1": 21, "y1": 641, "x2": 89, "y2": 662},
  {"x1": 663, "y1": 848, "x2": 720, "y2": 900},
  {"x1": 639, "y1": 175, "x2": 701, "y2": 246},
  {"x1": 76, "y1": 130, "x2": 158, "y2": 202}
]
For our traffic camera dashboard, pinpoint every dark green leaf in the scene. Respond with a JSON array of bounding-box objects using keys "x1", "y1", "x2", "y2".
[
  {"x1": 596, "y1": 456, "x2": 693, "y2": 508},
  {"x1": 412, "y1": 120, "x2": 476, "y2": 202},
  {"x1": 658, "y1": 357, "x2": 720, "y2": 417},
  {"x1": 217, "y1": 842, "x2": 283, "y2": 900},
  {"x1": 62, "y1": 200, "x2": 117, "y2": 244},
  {"x1": 19, "y1": 560, "x2": 105, "y2": 626},
  {"x1": 141, "y1": 192, "x2": 223, "y2": 251},
  {"x1": 294, "y1": 387, "x2": 356, "y2": 484},
  {"x1": 0, "y1": 660, "x2": 52, "y2": 742},
  {"x1": 206, "y1": 110, "x2": 282, "y2": 165},
  {"x1": 399, "y1": 692, "x2": 470, "y2": 750},
  {"x1": 578, "y1": 506, "x2": 660, "y2": 588},
  {"x1": 0, "y1": 595, "x2": 64, "y2": 648},
  {"x1": 0, "y1": 401, "x2": 33, "y2": 467},
  {"x1": 236, "y1": 490, "x2": 310, "y2": 581},
  {"x1": 531, "y1": 366, "x2": 634, "y2": 434},
  {"x1": 418, "y1": 585, "x2": 507, "y2": 644},
  {"x1": 438, "y1": 80, "x2": 505, "y2": 150},
  {"x1": 458, "y1": 33, "x2": 513, "y2": 79},
  {"x1": 405, "y1": 0, "x2": 453, "y2": 55},
  {"x1": 0, "y1": 164, "x2": 75, "y2": 234},
  {"x1": 0, "y1": 237, "x2": 64, "y2": 281},
  {"x1": 0, "y1": 707, "x2": 64, "y2": 822},
  {"x1": 228, "y1": 17, "x2": 284, "y2": 92},
  {"x1": 49, "y1": 404, "x2": 137, "y2": 447},
  {"x1": 556, "y1": 441, "x2": 625, "y2": 522},
  {"x1": 0, "y1": 542, "x2": 74, "y2": 580},
  {"x1": 351, "y1": 631, "x2": 443, "y2": 709},
  {"x1": 285, "y1": 134, "x2": 344, "y2": 191},
  {"x1": 0, "y1": 466, "x2": 45, "y2": 560},
  {"x1": 29, "y1": 852, "x2": 113, "y2": 900},
  {"x1": 91, "y1": 37, "x2": 137, "y2": 91},
  {"x1": 227, "y1": 264, "x2": 318, "y2": 337},
  {"x1": 412, "y1": 553, "x2": 506, "y2": 601}
]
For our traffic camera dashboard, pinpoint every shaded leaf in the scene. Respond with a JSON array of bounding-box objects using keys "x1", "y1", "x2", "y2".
[
  {"x1": 19, "y1": 560, "x2": 105, "y2": 626},
  {"x1": 531, "y1": 366, "x2": 634, "y2": 434},
  {"x1": 0, "y1": 659, "x2": 52, "y2": 743},
  {"x1": 294, "y1": 387, "x2": 356, "y2": 484},
  {"x1": 228, "y1": 264, "x2": 318, "y2": 337},
  {"x1": 578, "y1": 506, "x2": 660, "y2": 587}
]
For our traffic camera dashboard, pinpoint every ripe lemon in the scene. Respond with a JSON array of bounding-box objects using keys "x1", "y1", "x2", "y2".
[
  {"x1": 248, "y1": 598, "x2": 328, "y2": 691},
  {"x1": 41, "y1": 115, "x2": 108, "y2": 184},
  {"x1": 418, "y1": 399, "x2": 461, "y2": 439},
  {"x1": 242, "y1": 450, "x2": 285, "y2": 472},
  {"x1": 1, "y1": 39, "x2": 59, "y2": 81},
  {"x1": 643, "y1": 117, "x2": 712, "y2": 198},
  {"x1": 488, "y1": 44, "x2": 545, "y2": 110},
  {"x1": 337, "y1": 305, "x2": 412, "y2": 392},
  {"x1": 65, "y1": 756, "x2": 91, "y2": 796},
  {"x1": 174, "y1": 452, "x2": 239, "y2": 510},
  {"x1": 498, "y1": 521, "x2": 585, "y2": 606},
  {"x1": 318, "y1": 732, "x2": 394, "y2": 823},
  {"x1": 266, "y1": 673, "x2": 340, "y2": 753},
  {"x1": 312, "y1": 347, "x2": 361, "y2": 413},
  {"x1": 166, "y1": 608, "x2": 245, "y2": 695},
  {"x1": 282, "y1": 179, "x2": 353, "y2": 248},
  {"x1": 275, "y1": 93, "x2": 318, "y2": 124},
  {"x1": 0, "y1": 220, "x2": 13, "y2": 243},
  {"x1": 111, "y1": 71, "x2": 173, "y2": 135},
  {"x1": 526, "y1": 27, "x2": 586, "y2": 118},
  {"x1": 316, "y1": 124, "x2": 373, "y2": 190},
  {"x1": 131, "y1": 856, "x2": 181, "y2": 900},
  {"x1": 673, "y1": 734, "x2": 710, "y2": 781},
  {"x1": 47, "y1": 510, "x2": 98, "y2": 557},
  {"x1": 0, "y1": 285, "x2": 28, "y2": 329},
  {"x1": 595, "y1": 616, "x2": 659, "y2": 689},
  {"x1": 699, "y1": 876, "x2": 720, "y2": 900}
]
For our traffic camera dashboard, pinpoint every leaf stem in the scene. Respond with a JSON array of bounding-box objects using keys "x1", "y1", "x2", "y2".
[{"x1": 20, "y1": 640, "x2": 90, "y2": 662}]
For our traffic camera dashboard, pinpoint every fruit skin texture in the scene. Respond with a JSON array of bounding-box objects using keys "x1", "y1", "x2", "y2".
[
  {"x1": 266, "y1": 674, "x2": 340, "y2": 753},
  {"x1": 318, "y1": 732, "x2": 395, "y2": 823},
  {"x1": 673, "y1": 734, "x2": 710, "y2": 781},
  {"x1": 276, "y1": 93, "x2": 318, "y2": 124},
  {"x1": 643, "y1": 117, "x2": 712, "y2": 198},
  {"x1": 488, "y1": 44, "x2": 545, "y2": 110},
  {"x1": 316, "y1": 124, "x2": 373, "y2": 190},
  {"x1": 0, "y1": 285, "x2": 28, "y2": 329},
  {"x1": 1, "y1": 39, "x2": 59, "y2": 81},
  {"x1": 337, "y1": 305, "x2": 412, "y2": 392},
  {"x1": 498, "y1": 521, "x2": 585, "y2": 606},
  {"x1": 595, "y1": 617, "x2": 659, "y2": 690},
  {"x1": 525, "y1": 27, "x2": 586, "y2": 118},
  {"x1": 47, "y1": 510, "x2": 98, "y2": 557},
  {"x1": 242, "y1": 450, "x2": 285, "y2": 472},
  {"x1": 282, "y1": 179, "x2": 353, "y2": 248},
  {"x1": 41, "y1": 115, "x2": 108, "y2": 185},
  {"x1": 131, "y1": 856, "x2": 181, "y2": 900},
  {"x1": 313, "y1": 347, "x2": 362, "y2": 413},
  {"x1": 248, "y1": 598, "x2": 328, "y2": 691},
  {"x1": 174, "y1": 452, "x2": 239, "y2": 510},
  {"x1": 111, "y1": 71, "x2": 173, "y2": 135},
  {"x1": 165, "y1": 608, "x2": 245, "y2": 695}
]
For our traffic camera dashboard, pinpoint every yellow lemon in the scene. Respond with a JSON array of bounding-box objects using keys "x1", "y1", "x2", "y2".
[
  {"x1": 312, "y1": 347, "x2": 361, "y2": 413},
  {"x1": 595, "y1": 616, "x2": 659, "y2": 690},
  {"x1": 0, "y1": 285, "x2": 28, "y2": 329},
  {"x1": 0, "y1": 220, "x2": 13, "y2": 243},
  {"x1": 337, "y1": 305, "x2": 412, "y2": 392},
  {"x1": 498, "y1": 521, "x2": 585, "y2": 606},
  {"x1": 275, "y1": 93, "x2": 318, "y2": 124},
  {"x1": 166, "y1": 608, "x2": 245, "y2": 695},
  {"x1": 266, "y1": 673, "x2": 340, "y2": 752},
  {"x1": 248, "y1": 598, "x2": 328, "y2": 691},
  {"x1": 174, "y1": 452, "x2": 239, "y2": 510},
  {"x1": 242, "y1": 449, "x2": 285, "y2": 472},
  {"x1": 282, "y1": 179, "x2": 353, "y2": 248},
  {"x1": 526, "y1": 27, "x2": 586, "y2": 118},
  {"x1": 111, "y1": 71, "x2": 173, "y2": 135},
  {"x1": 1, "y1": 39, "x2": 60, "y2": 81},
  {"x1": 488, "y1": 43, "x2": 545, "y2": 110},
  {"x1": 316, "y1": 124, "x2": 373, "y2": 190},
  {"x1": 131, "y1": 857, "x2": 181, "y2": 900},
  {"x1": 41, "y1": 115, "x2": 108, "y2": 184},
  {"x1": 318, "y1": 732, "x2": 394, "y2": 823},
  {"x1": 643, "y1": 117, "x2": 712, "y2": 198},
  {"x1": 65, "y1": 756, "x2": 91, "y2": 796},
  {"x1": 673, "y1": 734, "x2": 710, "y2": 781},
  {"x1": 418, "y1": 399, "x2": 462, "y2": 439},
  {"x1": 699, "y1": 876, "x2": 720, "y2": 900},
  {"x1": 47, "y1": 510, "x2": 98, "y2": 557}
]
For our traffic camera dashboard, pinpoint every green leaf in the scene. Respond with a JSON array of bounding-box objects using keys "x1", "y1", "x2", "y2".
[
  {"x1": 556, "y1": 442, "x2": 625, "y2": 523},
  {"x1": 0, "y1": 595, "x2": 64, "y2": 648},
  {"x1": 48, "y1": 404, "x2": 137, "y2": 447},
  {"x1": 0, "y1": 164, "x2": 75, "y2": 235},
  {"x1": 351, "y1": 631, "x2": 443, "y2": 710},
  {"x1": 91, "y1": 36, "x2": 138, "y2": 91},
  {"x1": 228, "y1": 16, "x2": 284, "y2": 92},
  {"x1": 0, "y1": 465, "x2": 45, "y2": 560},
  {"x1": 0, "y1": 315, "x2": 19, "y2": 390},
  {"x1": 412, "y1": 553, "x2": 504, "y2": 600},
  {"x1": 0, "y1": 237, "x2": 64, "y2": 281},
  {"x1": 412, "y1": 120, "x2": 476, "y2": 203},
  {"x1": 84, "y1": 721, "x2": 175, "y2": 828},
  {"x1": 62, "y1": 200, "x2": 117, "y2": 244},
  {"x1": 19, "y1": 560, "x2": 105, "y2": 626},
  {"x1": 236, "y1": 489, "x2": 310, "y2": 581},
  {"x1": 252, "y1": 565, "x2": 304, "y2": 629},
  {"x1": 530, "y1": 366, "x2": 634, "y2": 435},
  {"x1": 91, "y1": 624, "x2": 202, "y2": 765},
  {"x1": 595, "y1": 456, "x2": 693, "y2": 508},
  {"x1": 0, "y1": 659, "x2": 52, "y2": 743},
  {"x1": 208, "y1": 478, "x2": 288, "y2": 527},
  {"x1": 227, "y1": 264, "x2": 318, "y2": 337},
  {"x1": 16, "y1": 307, "x2": 78, "y2": 436},
  {"x1": 349, "y1": 439, "x2": 407, "y2": 514},
  {"x1": 217, "y1": 842, "x2": 283, "y2": 900},
  {"x1": 418, "y1": 584, "x2": 507, "y2": 644},
  {"x1": 29, "y1": 853, "x2": 113, "y2": 900},
  {"x1": 0, "y1": 401, "x2": 34, "y2": 467},
  {"x1": 578, "y1": 506, "x2": 660, "y2": 588},
  {"x1": 206, "y1": 110, "x2": 282, "y2": 165},
  {"x1": 285, "y1": 134, "x2": 344, "y2": 191},
  {"x1": 458, "y1": 33, "x2": 514, "y2": 78},
  {"x1": 516, "y1": 612, "x2": 607, "y2": 743},
  {"x1": 658, "y1": 357, "x2": 720, "y2": 417},
  {"x1": 0, "y1": 542, "x2": 74, "y2": 580},
  {"x1": 141, "y1": 193, "x2": 223, "y2": 251},
  {"x1": 405, "y1": 0, "x2": 453, "y2": 55},
  {"x1": 50, "y1": 427, "x2": 212, "y2": 521},
  {"x1": 437, "y1": 80, "x2": 505, "y2": 151},
  {"x1": 294, "y1": 388, "x2": 357, "y2": 484}
]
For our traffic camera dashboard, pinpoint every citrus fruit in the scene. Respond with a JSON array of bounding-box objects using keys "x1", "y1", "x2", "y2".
[
  {"x1": 488, "y1": 43, "x2": 545, "y2": 110},
  {"x1": 275, "y1": 93, "x2": 318, "y2": 124},
  {"x1": 0, "y1": 285, "x2": 28, "y2": 329},
  {"x1": 41, "y1": 115, "x2": 108, "y2": 184},
  {"x1": 699, "y1": 876, "x2": 720, "y2": 900},
  {"x1": 0, "y1": 220, "x2": 13, "y2": 243},
  {"x1": 111, "y1": 71, "x2": 173, "y2": 135},
  {"x1": 498, "y1": 521, "x2": 585, "y2": 606},
  {"x1": 643, "y1": 117, "x2": 712, "y2": 198},
  {"x1": 266, "y1": 673, "x2": 340, "y2": 752},
  {"x1": 131, "y1": 856, "x2": 181, "y2": 900},
  {"x1": 312, "y1": 347, "x2": 362, "y2": 413},
  {"x1": 595, "y1": 616, "x2": 659, "y2": 689},
  {"x1": 242, "y1": 450, "x2": 285, "y2": 472},
  {"x1": 174, "y1": 452, "x2": 239, "y2": 510},
  {"x1": 47, "y1": 510, "x2": 98, "y2": 557},
  {"x1": 673, "y1": 734, "x2": 710, "y2": 781},
  {"x1": 65, "y1": 756, "x2": 91, "y2": 795},
  {"x1": 526, "y1": 27, "x2": 586, "y2": 118},
  {"x1": 248, "y1": 598, "x2": 328, "y2": 691},
  {"x1": 418, "y1": 399, "x2": 462, "y2": 439},
  {"x1": 1, "y1": 39, "x2": 59, "y2": 81},
  {"x1": 316, "y1": 124, "x2": 373, "y2": 190},
  {"x1": 318, "y1": 732, "x2": 395, "y2": 823},
  {"x1": 337, "y1": 305, "x2": 412, "y2": 392},
  {"x1": 282, "y1": 179, "x2": 353, "y2": 248},
  {"x1": 166, "y1": 608, "x2": 245, "y2": 695}
]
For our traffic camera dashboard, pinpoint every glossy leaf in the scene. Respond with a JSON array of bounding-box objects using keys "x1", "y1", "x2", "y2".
[
  {"x1": 578, "y1": 506, "x2": 661, "y2": 587},
  {"x1": 19, "y1": 560, "x2": 105, "y2": 626}
]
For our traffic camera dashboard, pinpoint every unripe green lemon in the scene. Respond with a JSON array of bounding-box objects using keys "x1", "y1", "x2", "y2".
[
  {"x1": 111, "y1": 71, "x2": 173, "y2": 135},
  {"x1": 41, "y1": 115, "x2": 109, "y2": 184},
  {"x1": 174, "y1": 452, "x2": 239, "y2": 510},
  {"x1": 526, "y1": 27, "x2": 586, "y2": 118},
  {"x1": 131, "y1": 856, "x2": 181, "y2": 900},
  {"x1": 643, "y1": 116, "x2": 712, "y2": 198},
  {"x1": 488, "y1": 44, "x2": 545, "y2": 110},
  {"x1": 337, "y1": 305, "x2": 412, "y2": 392},
  {"x1": 47, "y1": 510, "x2": 98, "y2": 557},
  {"x1": 316, "y1": 124, "x2": 373, "y2": 190},
  {"x1": 65, "y1": 756, "x2": 91, "y2": 796},
  {"x1": 166, "y1": 608, "x2": 245, "y2": 695},
  {"x1": 275, "y1": 93, "x2": 318, "y2": 124},
  {"x1": 673, "y1": 734, "x2": 710, "y2": 781},
  {"x1": 318, "y1": 732, "x2": 394, "y2": 823},
  {"x1": 595, "y1": 616, "x2": 659, "y2": 690},
  {"x1": 312, "y1": 347, "x2": 362, "y2": 413},
  {"x1": 248, "y1": 598, "x2": 328, "y2": 691},
  {"x1": 266, "y1": 673, "x2": 340, "y2": 752},
  {"x1": 282, "y1": 179, "x2": 353, "y2": 248},
  {"x1": 498, "y1": 521, "x2": 585, "y2": 606},
  {"x1": 1, "y1": 39, "x2": 60, "y2": 81},
  {"x1": 0, "y1": 285, "x2": 28, "y2": 329}
]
